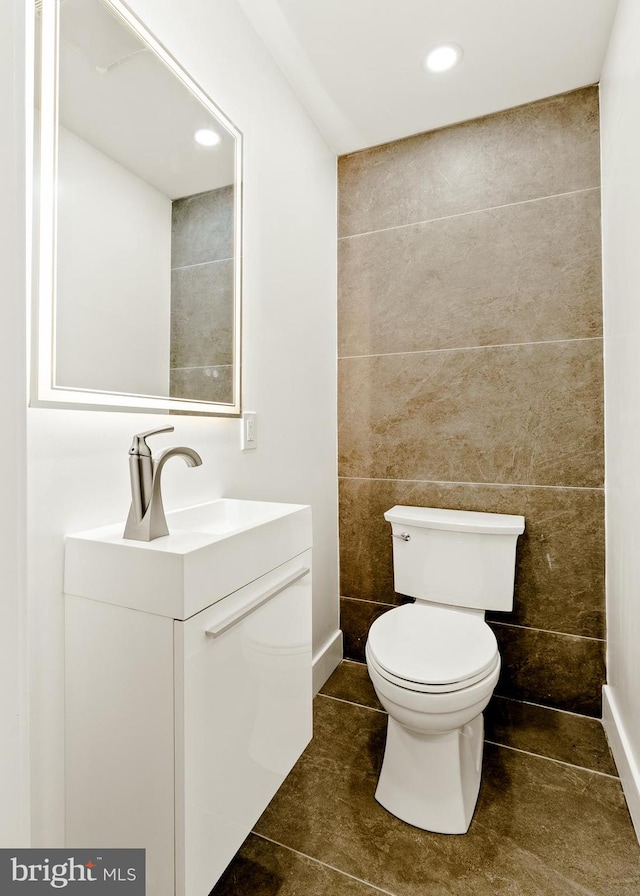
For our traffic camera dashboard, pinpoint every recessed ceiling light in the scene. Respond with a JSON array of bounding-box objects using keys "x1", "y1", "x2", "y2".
[
  {"x1": 424, "y1": 43, "x2": 463, "y2": 74},
  {"x1": 194, "y1": 128, "x2": 221, "y2": 147}
]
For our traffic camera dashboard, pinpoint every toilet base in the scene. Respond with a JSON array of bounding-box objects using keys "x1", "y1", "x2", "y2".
[{"x1": 375, "y1": 712, "x2": 484, "y2": 834}]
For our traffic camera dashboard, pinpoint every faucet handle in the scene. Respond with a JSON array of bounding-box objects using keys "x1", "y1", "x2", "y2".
[{"x1": 129, "y1": 425, "x2": 175, "y2": 457}]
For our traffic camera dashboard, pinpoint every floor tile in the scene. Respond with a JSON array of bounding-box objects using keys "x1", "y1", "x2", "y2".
[
  {"x1": 320, "y1": 659, "x2": 383, "y2": 711},
  {"x1": 210, "y1": 833, "x2": 385, "y2": 896},
  {"x1": 254, "y1": 696, "x2": 640, "y2": 896},
  {"x1": 323, "y1": 660, "x2": 615, "y2": 775}
]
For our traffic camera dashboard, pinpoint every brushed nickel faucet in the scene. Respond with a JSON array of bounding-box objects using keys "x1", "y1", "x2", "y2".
[{"x1": 123, "y1": 426, "x2": 203, "y2": 542}]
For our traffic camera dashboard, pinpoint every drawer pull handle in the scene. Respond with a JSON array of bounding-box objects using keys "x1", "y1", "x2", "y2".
[{"x1": 205, "y1": 566, "x2": 310, "y2": 637}]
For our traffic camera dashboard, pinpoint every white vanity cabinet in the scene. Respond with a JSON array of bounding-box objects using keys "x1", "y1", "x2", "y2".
[{"x1": 64, "y1": 500, "x2": 312, "y2": 896}]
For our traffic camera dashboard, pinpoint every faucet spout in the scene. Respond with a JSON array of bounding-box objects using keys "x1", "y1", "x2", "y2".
[
  {"x1": 154, "y1": 445, "x2": 203, "y2": 472},
  {"x1": 123, "y1": 432, "x2": 203, "y2": 542}
]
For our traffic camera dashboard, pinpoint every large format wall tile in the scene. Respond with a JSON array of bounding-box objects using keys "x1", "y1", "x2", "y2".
[
  {"x1": 491, "y1": 623, "x2": 605, "y2": 717},
  {"x1": 339, "y1": 339, "x2": 604, "y2": 488},
  {"x1": 339, "y1": 478, "x2": 605, "y2": 638},
  {"x1": 339, "y1": 190, "x2": 602, "y2": 357},
  {"x1": 339, "y1": 87, "x2": 599, "y2": 237},
  {"x1": 169, "y1": 365, "x2": 233, "y2": 404},
  {"x1": 337, "y1": 87, "x2": 605, "y2": 727},
  {"x1": 170, "y1": 260, "x2": 234, "y2": 368},
  {"x1": 320, "y1": 660, "x2": 615, "y2": 776},
  {"x1": 340, "y1": 597, "x2": 397, "y2": 663},
  {"x1": 171, "y1": 185, "x2": 234, "y2": 268},
  {"x1": 343, "y1": 598, "x2": 606, "y2": 715},
  {"x1": 484, "y1": 695, "x2": 617, "y2": 776}
]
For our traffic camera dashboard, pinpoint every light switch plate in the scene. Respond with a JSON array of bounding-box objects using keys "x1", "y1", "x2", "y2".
[{"x1": 241, "y1": 411, "x2": 257, "y2": 450}]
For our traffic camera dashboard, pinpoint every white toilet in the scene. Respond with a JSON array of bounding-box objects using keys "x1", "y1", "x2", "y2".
[{"x1": 365, "y1": 505, "x2": 525, "y2": 835}]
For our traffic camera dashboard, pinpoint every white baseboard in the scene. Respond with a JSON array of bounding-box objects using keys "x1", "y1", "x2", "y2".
[
  {"x1": 602, "y1": 685, "x2": 640, "y2": 843},
  {"x1": 312, "y1": 629, "x2": 343, "y2": 695}
]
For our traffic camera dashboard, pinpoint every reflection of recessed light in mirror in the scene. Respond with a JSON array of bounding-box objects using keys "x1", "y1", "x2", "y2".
[
  {"x1": 424, "y1": 43, "x2": 463, "y2": 73},
  {"x1": 194, "y1": 128, "x2": 221, "y2": 147}
]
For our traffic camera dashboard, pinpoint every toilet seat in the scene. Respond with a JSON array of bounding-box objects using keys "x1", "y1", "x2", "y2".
[{"x1": 367, "y1": 603, "x2": 499, "y2": 694}]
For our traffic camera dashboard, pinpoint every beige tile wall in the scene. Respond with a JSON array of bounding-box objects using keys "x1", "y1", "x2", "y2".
[
  {"x1": 338, "y1": 86, "x2": 605, "y2": 717},
  {"x1": 170, "y1": 185, "x2": 235, "y2": 402}
]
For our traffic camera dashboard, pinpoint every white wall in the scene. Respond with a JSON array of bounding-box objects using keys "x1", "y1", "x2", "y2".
[
  {"x1": 56, "y1": 127, "x2": 171, "y2": 396},
  {"x1": 28, "y1": 0, "x2": 338, "y2": 845},
  {"x1": 600, "y1": 0, "x2": 640, "y2": 839},
  {"x1": 0, "y1": 0, "x2": 29, "y2": 847}
]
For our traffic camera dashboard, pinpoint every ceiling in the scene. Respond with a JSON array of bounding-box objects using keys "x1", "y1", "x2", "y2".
[
  {"x1": 56, "y1": 0, "x2": 236, "y2": 198},
  {"x1": 238, "y1": 0, "x2": 620, "y2": 155}
]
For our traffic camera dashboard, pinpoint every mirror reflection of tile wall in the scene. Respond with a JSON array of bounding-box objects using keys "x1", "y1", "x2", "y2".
[{"x1": 170, "y1": 185, "x2": 235, "y2": 404}]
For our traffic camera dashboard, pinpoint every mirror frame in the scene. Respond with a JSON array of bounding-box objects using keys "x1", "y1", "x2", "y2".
[{"x1": 32, "y1": 0, "x2": 243, "y2": 415}]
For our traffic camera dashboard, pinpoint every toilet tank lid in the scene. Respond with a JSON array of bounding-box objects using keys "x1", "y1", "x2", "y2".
[{"x1": 383, "y1": 505, "x2": 525, "y2": 535}]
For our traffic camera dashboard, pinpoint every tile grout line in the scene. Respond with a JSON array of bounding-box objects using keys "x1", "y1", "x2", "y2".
[
  {"x1": 487, "y1": 619, "x2": 605, "y2": 642},
  {"x1": 170, "y1": 365, "x2": 232, "y2": 371},
  {"x1": 484, "y1": 740, "x2": 619, "y2": 780},
  {"x1": 250, "y1": 832, "x2": 399, "y2": 896},
  {"x1": 338, "y1": 186, "x2": 601, "y2": 241},
  {"x1": 340, "y1": 595, "x2": 399, "y2": 609},
  {"x1": 341, "y1": 659, "x2": 578, "y2": 705},
  {"x1": 499, "y1": 694, "x2": 608, "y2": 721},
  {"x1": 338, "y1": 335, "x2": 603, "y2": 361},
  {"x1": 337, "y1": 475, "x2": 604, "y2": 493},
  {"x1": 340, "y1": 659, "x2": 610, "y2": 722},
  {"x1": 339, "y1": 595, "x2": 605, "y2": 641},
  {"x1": 317, "y1": 694, "x2": 617, "y2": 779},
  {"x1": 171, "y1": 256, "x2": 233, "y2": 271},
  {"x1": 318, "y1": 692, "x2": 386, "y2": 714}
]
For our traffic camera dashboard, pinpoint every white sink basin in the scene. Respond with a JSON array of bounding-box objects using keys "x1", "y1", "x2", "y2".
[
  {"x1": 167, "y1": 497, "x2": 298, "y2": 535},
  {"x1": 64, "y1": 498, "x2": 312, "y2": 620}
]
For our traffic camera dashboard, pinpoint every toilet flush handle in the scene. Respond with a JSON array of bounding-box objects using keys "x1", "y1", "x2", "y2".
[{"x1": 392, "y1": 532, "x2": 411, "y2": 542}]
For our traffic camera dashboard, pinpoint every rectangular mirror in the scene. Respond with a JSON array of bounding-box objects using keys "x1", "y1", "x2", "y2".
[{"x1": 33, "y1": 0, "x2": 242, "y2": 415}]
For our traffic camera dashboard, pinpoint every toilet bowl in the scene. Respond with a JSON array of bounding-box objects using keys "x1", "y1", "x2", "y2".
[
  {"x1": 366, "y1": 603, "x2": 500, "y2": 833},
  {"x1": 365, "y1": 505, "x2": 525, "y2": 835}
]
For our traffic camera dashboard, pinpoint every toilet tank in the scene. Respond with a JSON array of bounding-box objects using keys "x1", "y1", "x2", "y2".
[{"x1": 384, "y1": 506, "x2": 525, "y2": 612}]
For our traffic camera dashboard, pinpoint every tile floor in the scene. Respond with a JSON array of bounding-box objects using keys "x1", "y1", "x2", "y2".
[{"x1": 211, "y1": 660, "x2": 640, "y2": 896}]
